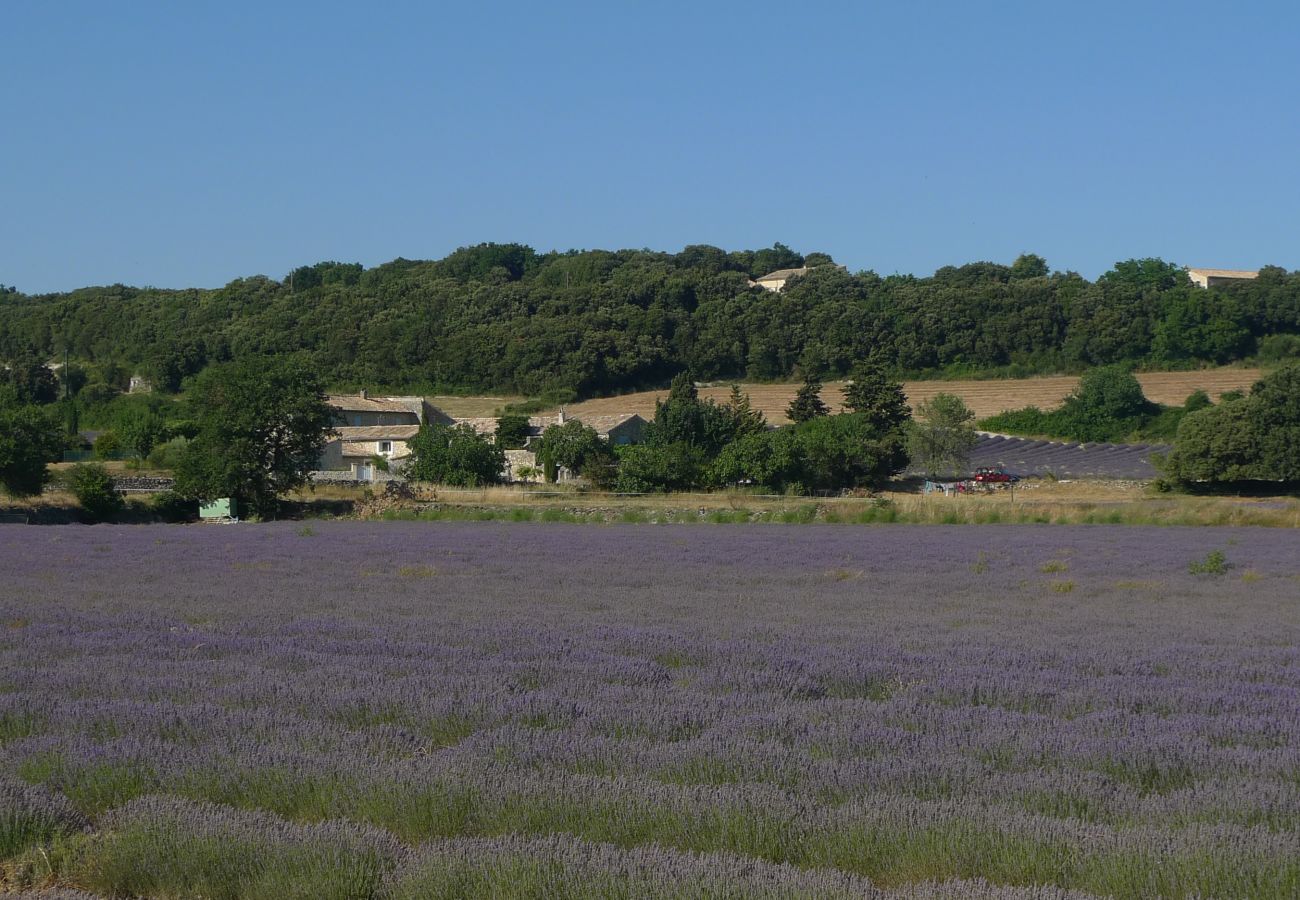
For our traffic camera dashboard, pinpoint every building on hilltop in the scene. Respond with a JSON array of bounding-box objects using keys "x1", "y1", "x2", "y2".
[
  {"x1": 1185, "y1": 268, "x2": 1259, "y2": 289},
  {"x1": 752, "y1": 264, "x2": 847, "y2": 292}
]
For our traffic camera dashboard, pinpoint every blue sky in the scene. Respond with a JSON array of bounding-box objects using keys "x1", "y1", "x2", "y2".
[{"x1": 3, "y1": 1, "x2": 1297, "y2": 292}]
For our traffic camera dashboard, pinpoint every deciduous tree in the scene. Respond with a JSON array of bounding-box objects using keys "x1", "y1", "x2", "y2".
[{"x1": 174, "y1": 359, "x2": 334, "y2": 516}]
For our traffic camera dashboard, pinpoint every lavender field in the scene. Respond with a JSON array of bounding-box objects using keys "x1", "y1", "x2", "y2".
[{"x1": 2, "y1": 523, "x2": 1299, "y2": 898}]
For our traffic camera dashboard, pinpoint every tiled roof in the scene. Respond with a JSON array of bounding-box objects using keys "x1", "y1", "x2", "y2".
[
  {"x1": 755, "y1": 267, "x2": 809, "y2": 282},
  {"x1": 334, "y1": 425, "x2": 420, "y2": 441},
  {"x1": 575, "y1": 413, "x2": 645, "y2": 433},
  {"x1": 327, "y1": 394, "x2": 424, "y2": 414},
  {"x1": 1185, "y1": 268, "x2": 1258, "y2": 279}
]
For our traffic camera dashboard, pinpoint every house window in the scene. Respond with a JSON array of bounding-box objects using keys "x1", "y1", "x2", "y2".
[{"x1": 379, "y1": 441, "x2": 393, "y2": 454}]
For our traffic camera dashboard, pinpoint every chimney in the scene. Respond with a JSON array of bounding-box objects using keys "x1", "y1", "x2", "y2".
[
  {"x1": 359, "y1": 388, "x2": 368, "y2": 400},
  {"x1": 557, "y1": 406, "x2": 566, "y2": 425}
]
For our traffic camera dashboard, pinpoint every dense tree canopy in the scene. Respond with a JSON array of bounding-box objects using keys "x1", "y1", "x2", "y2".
[
  {"x1": 406, "y1": 423, "x2": 506, "y2": 487},
  {"x1": 2, "y1": 246, "x2": 1296, "y2": 400},
  {"x1": 174, "y1": 359, "x2": 334, "y2": 516},
  {"x1": 0, "y1": 404, "x2": 62, "y2": 497},
  {"x1": 1163, "y1": 365, "x2": 1300, "y2": 486}
]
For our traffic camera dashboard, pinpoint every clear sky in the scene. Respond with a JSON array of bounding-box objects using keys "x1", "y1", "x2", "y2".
[{"x1": 3, "y1": 1, "x2": 1298, "y2": 293}]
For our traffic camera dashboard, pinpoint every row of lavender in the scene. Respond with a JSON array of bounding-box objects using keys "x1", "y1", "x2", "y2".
[{"x1": 3, "y1": 523, "x2": 1299, "y2": 897}]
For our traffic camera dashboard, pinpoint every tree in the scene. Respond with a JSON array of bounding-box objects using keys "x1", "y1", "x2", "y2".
[
  {"x1": 1162, "y1": 365, "x2": 1300, "y2": 485},
  {"x1": 68, "y1": 463, "x2": 123, "y2": 522},
  {"x1": 794, "y1": 413, "x2": 907, "y2": 491},
  {"x1": 535, "y1": 420, "x2": 610, "y2": 482},
  {"x1": 405, "y1": 423, "x2": 505, "y2": 486},
  {"x1": 908, "y1": 393, "x2": 978, "y2": 477},
  {"x1": 0, "y1": 405, "x2": 62, "y2": 496},
  {"x1": 1163, "y1": 399, "x2": 1268, "y2": 483},
  {"x1": 1248, "y1": 364, "x2": 1300, "y2": 482},
  {"x1": 117, "y1": 407, "x2": 166, "y2": 458},
  {"x1": 841, "y1": 362, "x2": 911, "y2": 433},
  {"x1": 786, "y1": 374, "x2": 828, "y2": 423},
  {"x1": 710, "y1": 429, "x2": 800, "y2": 491},
  {"x1": 614, "y1": 443, "x2": 704, "y2": 493},
  {"x1": 1010, "y1": 253, "x2": 1049, "y2": 280},
  {"x1": 4, "y1": 355, "x2": 58, "y2": 406},
  {"x1": 725, "y1": 385, "x2": 767, "y2": 438},
  {"x1": 648, "y1": 373, "x2": 740, "y2": 455},
  {"x1": 1064, "y1": 365, "x2": 1150, "y2": 426},
  {"x1": 174, "y1": 359, "x2": 333, "y2": 516},
  {"x1": 494, "y1": 414, "x2": 531, "y2": 450}
]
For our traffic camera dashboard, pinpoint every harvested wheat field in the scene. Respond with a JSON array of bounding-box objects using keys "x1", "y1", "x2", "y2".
[
  {"x1": 558, "y1": 368, "x2": 1263, "y2": 424},
  {"x1": 424, "y1": 394, "x2": 524, "y2": 418}
]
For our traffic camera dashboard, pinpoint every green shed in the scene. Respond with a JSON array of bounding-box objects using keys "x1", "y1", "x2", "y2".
[{"x1": 199, "y1": 498, "x2": 237, "y2": 521}]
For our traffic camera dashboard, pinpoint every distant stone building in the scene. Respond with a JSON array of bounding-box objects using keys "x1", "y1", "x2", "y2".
[
  {"x1": 315, "y1": 391, "x2": 450, "y2": 482},
  {"x1": 1185, "y1": 268, "x2": 1259, "y2": 289},
  {"x1": 454, "y1": 409, "x2": 648, "y2": 481},
  {"x1": 752, "y1": 264, "x2": 846, "y2": 292}
]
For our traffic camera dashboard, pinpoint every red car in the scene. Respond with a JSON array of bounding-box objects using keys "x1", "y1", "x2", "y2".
[{"x1": 972, "y1": 466, "x2": 1020, "y2": 484}]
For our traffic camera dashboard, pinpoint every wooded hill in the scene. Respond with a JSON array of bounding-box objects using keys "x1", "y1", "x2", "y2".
[{"x1": 2, "y1": 245, "x2": 1298, "y2": 399}]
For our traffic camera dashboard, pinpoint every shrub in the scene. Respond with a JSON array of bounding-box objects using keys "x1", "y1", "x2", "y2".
[
  {"x1": 146, "y1": 436, "x2": 190, "y2": 470},
  {"x1": 150, "y1": 491, "x2": 196, "y2": 523},
  {"x1": 1188, "y1": 550, "x2": 1228, "y2": 575},
  {"x1": 68, "y1": 463, "x2": 123, "y2": 522},
  {"x1": 94, "y1": 431, "x2": 124, "y2": 459}
]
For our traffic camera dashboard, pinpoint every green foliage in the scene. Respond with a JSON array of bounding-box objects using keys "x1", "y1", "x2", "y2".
[
  {"x1": 0, "y1": 404, "x2": 62, "y2": 496},
  {"x1": 146, "y1": 436, "x2": 191, "y2": 470},
  {"x1": 68, "y1": 462, "x2": 123, "y2": 522},
  {"x1": 786, "y1": 374, "x2": 828, "y2": 423},
  {"x1": 982, "y1": 365, "x2": 1162, "y2": 442},
  {"x1": 1188, "y1": 550, "x2": 1229, "y2": 575},
  {"x1": 174, "y1": 358, "x2": 333, "y2": 516},
  {"x1": 1163, "y1": 365, "x2": 1300, "y2": 485},
  {"x1": 3, "y1": 249, "x2": 1298, "y2": 399},
  {"x1": 795, "y1": 412, "x2": 907, "y2": 491},
  {"x1": 406, "y1": 423, "x2": 505, "y2": 486},
  {"x1": 150, "y1": 490, "x2": 196, "y2": 522},
  {"x1": 494, "y1": 414, "x2": 531, "y2": 450},
  {"x1": 710, "y1": 429, "x2": 802, "y2": 491},
  {"x1": 94, "y1": 431, "x2": 124, "y2": 459},
  {"x1": 2, "y1": 354, "x2": 59, "y2": 405},
  {"x1": 1183, "y1": 390, "x2": 1212, "y2": 412},
  {"x1": 116, "y1": 405, "x2": 167, "y2": 457},
  {"x1": 841, "y1": 362, "x2": 911, "y2": 432},
  {"x1": 614, "y1": 443, "x2": 704, "y2": 493},
  {"x1": 647, "y1": 373, "x2": 748, "y2": 456},
  {"x1": 535, "y1": 419, "x2": 614, "y2": 485},
  {"x1": 725, "y1": 384, "x2": 767, "y2": 437},
  {"x1": 908, "y1": 393, "x2": 977, "y2": 477}
]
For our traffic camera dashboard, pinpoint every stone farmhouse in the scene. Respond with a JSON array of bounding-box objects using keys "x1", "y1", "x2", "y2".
[
  {"x1": 315, "y1": 394, "x2": 646, "y2": 483},
  {"x1": 454, "y1": 409, "x2": 648, "y2": 482},
  {"x1": 1185, "y1": 267, "x2": 1258, "y2": 289},
  {"x1": 316, "y1": 392, "x2": 450, "y2": 481}
]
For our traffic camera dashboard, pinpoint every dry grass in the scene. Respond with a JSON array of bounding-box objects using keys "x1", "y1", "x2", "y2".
[
  {"x1": 424, "y1": 394, "x2": 524, "y2": 417},
  {"x1": 549, "y1": 368, "x2": 1264, "y2": 424}
]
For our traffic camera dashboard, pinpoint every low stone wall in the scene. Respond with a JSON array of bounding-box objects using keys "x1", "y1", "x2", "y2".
[
  {"x1": 110, "y1": 476, "x2": 176, "y2": 494},
  {"x1": 309, "y1": 470, "x2": 404, "y2": 485}
]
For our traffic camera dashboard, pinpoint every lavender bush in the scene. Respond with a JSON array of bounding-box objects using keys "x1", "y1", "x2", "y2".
[{"x1": 1, "y1": 522, "x2": 1298, "y2": 897}]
